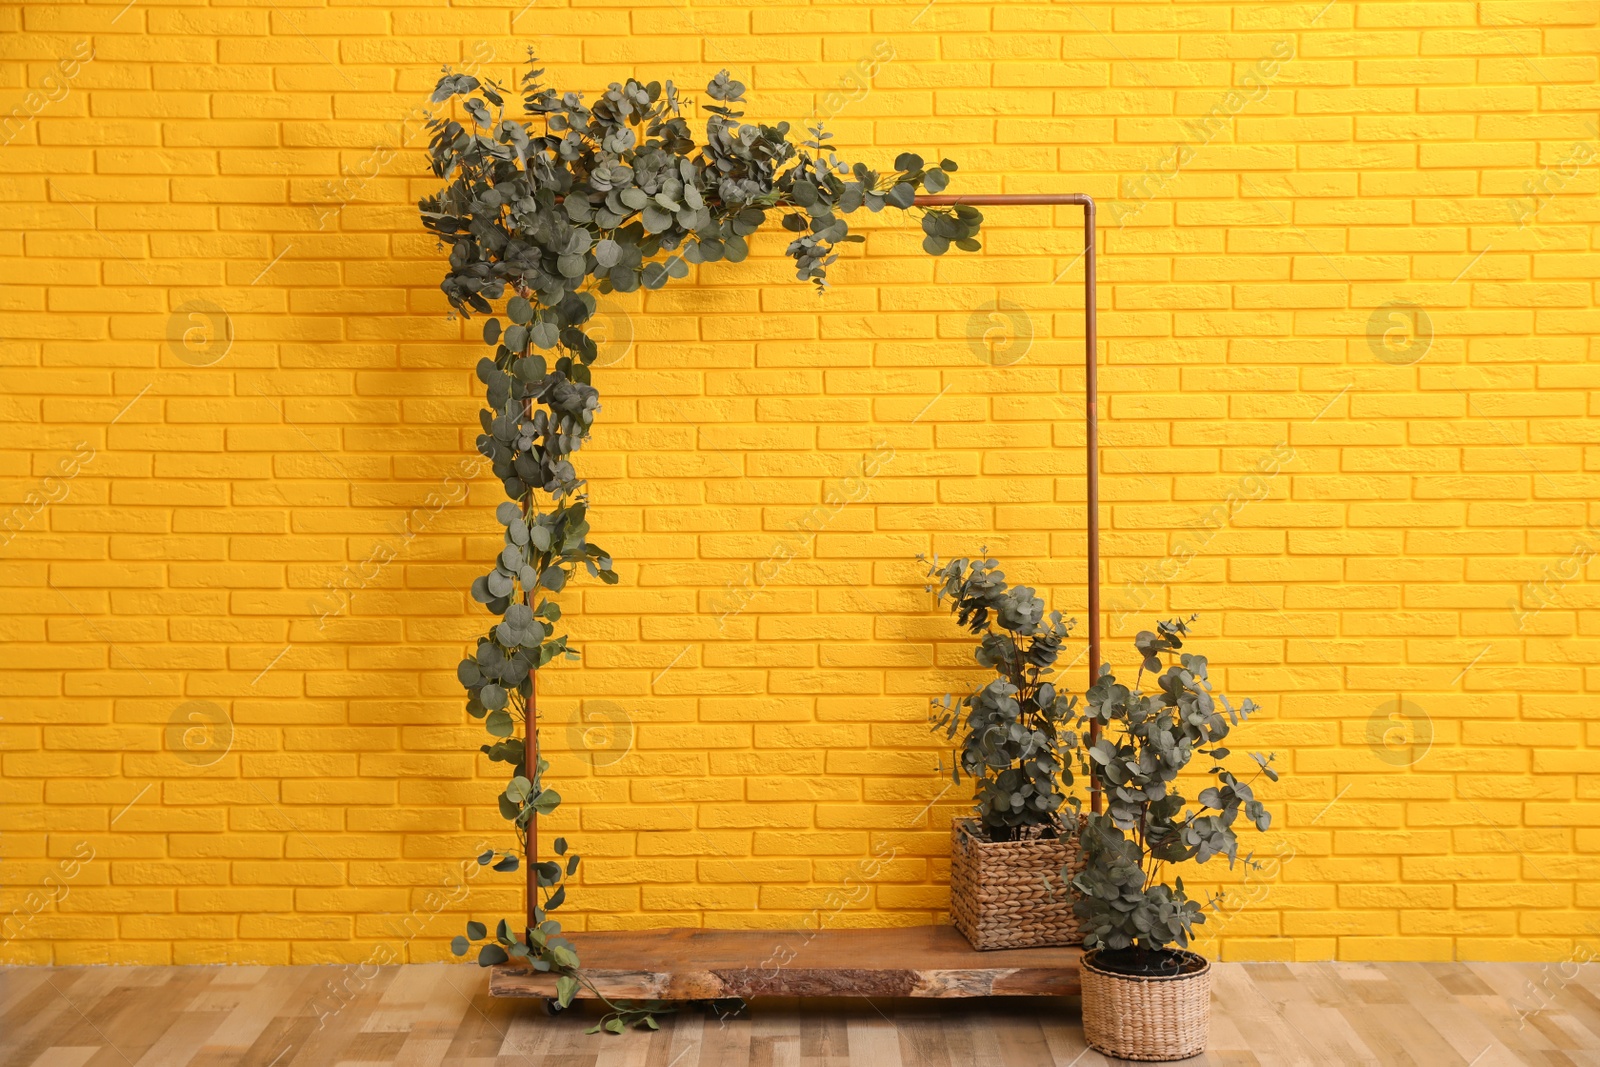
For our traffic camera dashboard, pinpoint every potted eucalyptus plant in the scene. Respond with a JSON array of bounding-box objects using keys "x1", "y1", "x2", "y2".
[
  {"x1": 1072, "y1": 617, "x2": 1278, "y2": 1061},
  {"x1": 923, "y1": 553, "x2": 1086, "y2": 950},
  {"x1": 421, "y1": 54, "x2": 983, "y2": 1030}
]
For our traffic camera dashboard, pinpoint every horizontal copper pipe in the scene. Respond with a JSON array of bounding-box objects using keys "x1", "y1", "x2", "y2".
[{"x1": 912, "y1": 193, "x2": 1095, "y2": 207}]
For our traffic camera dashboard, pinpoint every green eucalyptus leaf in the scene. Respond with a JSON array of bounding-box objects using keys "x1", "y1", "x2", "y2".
[
  {"x1": 530, "y1": 322, "x2": 559, "y2": 349},
  {"x1": 641, "y1": 204, "x2": 672, "y2": 232}
]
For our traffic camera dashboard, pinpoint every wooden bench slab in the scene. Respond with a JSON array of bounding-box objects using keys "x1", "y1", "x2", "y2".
[{"x1": 488, "y1": 925, "x2": 1082, "y2": 1000}]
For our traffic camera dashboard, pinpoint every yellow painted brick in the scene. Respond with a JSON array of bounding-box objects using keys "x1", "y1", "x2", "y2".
[{"x1": 0, "y1": 5, "x2": 1595, "y2": 966}]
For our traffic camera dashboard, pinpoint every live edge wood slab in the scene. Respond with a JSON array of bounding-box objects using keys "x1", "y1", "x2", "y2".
[{"x1": 488, "y1": 926, "x2": 1082, "y2": 1001}]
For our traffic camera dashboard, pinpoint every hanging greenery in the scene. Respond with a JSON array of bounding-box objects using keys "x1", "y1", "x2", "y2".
[{"x1": 418, "y1": 54, "x2": 983, "y2": 1028}]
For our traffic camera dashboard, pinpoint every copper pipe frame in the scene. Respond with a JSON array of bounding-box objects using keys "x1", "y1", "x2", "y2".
[
  {"x1": 913, "y1": 193, "x2": 1102, "y2": 815},
  {"x1": 522, "y1": 193, "x2": 1103, "y2": 932}
]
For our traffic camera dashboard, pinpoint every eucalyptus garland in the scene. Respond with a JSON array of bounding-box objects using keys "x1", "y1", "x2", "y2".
[{"x1": 418, "y1": 54, "x2": 982, "y2": 1026}]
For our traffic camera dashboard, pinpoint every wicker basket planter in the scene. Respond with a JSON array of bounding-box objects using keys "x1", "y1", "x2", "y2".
[
  {"x1": 1080, "y1": 948, "x2": 1211, "y2": 1061},
  {"x1": 949, "y1": 817, "x2": 1085, "y2": 950}
]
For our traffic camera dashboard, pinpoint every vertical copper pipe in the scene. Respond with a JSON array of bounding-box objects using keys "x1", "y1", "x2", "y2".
[
  {"x1": 1082, "y1": 201, "x2": 1100, "y2": 816},
  {"x1": 526, "y1": 671, "x2": 538, "y2": 931},
  {"x1": 912, "y1": 193, "x2": 1102, "y2": 813},
  {"x1": 522, "y1": 393, "x2": 540, "y2": 933}
]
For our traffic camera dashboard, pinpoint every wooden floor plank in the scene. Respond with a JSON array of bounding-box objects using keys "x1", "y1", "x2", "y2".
[
  {"x1": 9, "y1": 961, "x2": 1600, "y2": 1066},
  {"x1": 31, "y1": 1049, "x2": 104, "y2": 1067},
  {"x1": 1384, "y1": 962, "x2": 1535, "y2": 1066}
]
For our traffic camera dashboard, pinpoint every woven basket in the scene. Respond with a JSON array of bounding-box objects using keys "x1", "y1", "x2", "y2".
[
  {"x1": 949, "y1": 817, "x2": 1085, "y2": 950},
  {"x1": 1080, "y1": 948, "x2": 1211, "y2": 1061}
]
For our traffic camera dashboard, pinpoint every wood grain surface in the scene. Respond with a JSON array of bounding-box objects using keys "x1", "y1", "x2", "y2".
[
  {"x1": 2, "y1": 960, "x2": 1594, "y2": 1065},
  {"x1": 486, "y1": 926, "x2": 1084, "y2": 1000}
]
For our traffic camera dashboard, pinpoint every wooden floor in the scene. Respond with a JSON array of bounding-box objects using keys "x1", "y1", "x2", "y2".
[{"x1": 3, "y1": 960, "x2": 1597, "y2": 1065}]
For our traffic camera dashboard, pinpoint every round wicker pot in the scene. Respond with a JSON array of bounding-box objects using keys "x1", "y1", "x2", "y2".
[
  {"x1": 1080, "y1": 948, "x2": 1211, "y2": 1061},
  {"x1": 949, "y1": 817, "x2": 1085, "y2": 950}
]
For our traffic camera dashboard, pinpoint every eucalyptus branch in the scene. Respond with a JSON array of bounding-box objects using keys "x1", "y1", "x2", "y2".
[
  {"x1": 578, "y1": 973, "x2": 675, "y2": 1035},
  {"x1": 428, "y1": 53, "x2": 982, "y2": 1016},
  {"x1": 1071, "y1": 617, "x2": 1279, "y2": 955},
  {"x1": 923, "y1": 553, "x2": 1080, "y2": 842}
]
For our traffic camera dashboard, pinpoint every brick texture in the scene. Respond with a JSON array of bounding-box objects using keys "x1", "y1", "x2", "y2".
[{"x1": 1, "y1": 0, "x2": 1598, "y2": 965}]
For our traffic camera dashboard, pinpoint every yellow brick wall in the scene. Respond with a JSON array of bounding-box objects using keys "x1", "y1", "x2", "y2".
[{"x1": 2, "y1": 0, "x2": 1597, "y2": 966}]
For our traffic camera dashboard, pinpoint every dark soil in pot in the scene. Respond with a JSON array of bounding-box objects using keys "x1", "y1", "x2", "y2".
[{"x1": 1088, "y1": 946, "x2": 1208, "y2": 978}]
